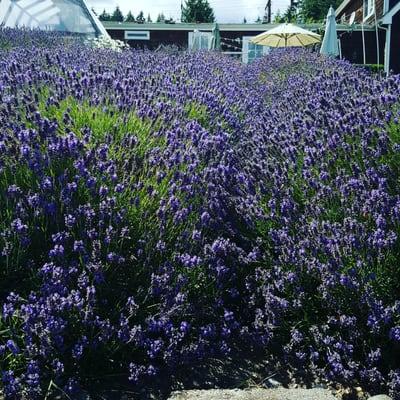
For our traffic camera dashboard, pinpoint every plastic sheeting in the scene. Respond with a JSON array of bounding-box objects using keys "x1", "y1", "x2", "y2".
[
  {"x1": 0, "y1": 0, "x2": 107, "y2": 36},
  {"x1": 188, "y1": 30, "x2": 212, "y2": 51}
]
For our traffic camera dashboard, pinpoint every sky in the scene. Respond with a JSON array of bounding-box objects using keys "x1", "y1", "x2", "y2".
[{"x1": 87, "y1": 0, "x2": 291, "y2": 23}]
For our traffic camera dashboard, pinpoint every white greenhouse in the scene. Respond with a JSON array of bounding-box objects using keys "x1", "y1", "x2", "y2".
[{"x1": 0, "y1": 0, "x2": 107, "y2": 36}]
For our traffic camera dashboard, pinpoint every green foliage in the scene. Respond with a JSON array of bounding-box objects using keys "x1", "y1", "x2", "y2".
[
  {"x1": 275, "y1": 4, "x2": 298, "y2": 22},
  {"x1": 299, "y1": 0, "x2": 341, "y2": 22},
  {"x1": 181, "y1": 0, "x2": 215, "y2": 23},
  {"x1": 136, "y1": 11, "x2": 145, "y2": 24},
  {"x1": 185, "y1": 102, "x2": 209, "y2": 128},
  {"x1": 125, "y1": 11, "x2": 136, "y2": 22},
  {"x1": 273, "y1": 10, "x2": 282, "y2": 22},
  {"x1": 98, "y1": 9, "x2": 111, "y2": 21},
  {"x1": 156, "y1": 12, "x2": 166, "y2": 23},
  {"x1": 110, "y1": 6, "x2": 124, "y2": 22},
  {"x1": 147, "y1": 13, "x2": 152, "y2": 23},
  {"x1": 356, "y1": 64, "x2": 385, "y2": 73}
]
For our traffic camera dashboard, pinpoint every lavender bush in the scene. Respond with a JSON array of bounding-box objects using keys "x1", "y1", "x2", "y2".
[{"x1": 1, "y1": 28, "x2": 400, "y2": 399}]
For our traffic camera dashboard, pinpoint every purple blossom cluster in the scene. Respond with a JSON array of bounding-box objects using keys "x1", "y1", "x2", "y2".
[{"x1": 1, "y1": 28, "x2": 400, "y2": 398}]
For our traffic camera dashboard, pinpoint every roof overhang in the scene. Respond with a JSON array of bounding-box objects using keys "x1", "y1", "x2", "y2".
[
  {"x1": 335, "y1": 0, "x2": 352, "y2": 16},
  {"x1": 101, "y1": 21, "x2": 375, "y2": 32},
  {"x1": 381, "y1": 1, "x2": 400, "y2": 23},
  {"x1": 102, "y1": 22, "x2": 325, "y2": 32}
]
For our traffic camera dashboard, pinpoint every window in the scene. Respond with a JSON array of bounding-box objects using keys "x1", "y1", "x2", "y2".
[
  {"x1": 242, "y1": 36, "x2": 270, "y2": 64},
  {"x1": 124, "y1": 30, "x2": 150, "y2": 40},
  {"x1": 363, "y1": 0, "x2": 374, "y2": 20}
]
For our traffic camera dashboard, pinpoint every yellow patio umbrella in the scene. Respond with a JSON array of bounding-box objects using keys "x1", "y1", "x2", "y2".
[{"x1": 250, "y1": 23, "x2": 321, "y2": 47}]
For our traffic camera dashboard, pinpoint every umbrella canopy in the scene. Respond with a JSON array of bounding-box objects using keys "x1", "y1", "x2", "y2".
[
  {"x1": 320, "y1": 6, "x2": 339, "y2": 56},
  {"x1": 250, "y1": 23, "x2": 321, "y2": 47},
  {"x1": 209, "y1": 23, "x2": 221, "y2": 51}
]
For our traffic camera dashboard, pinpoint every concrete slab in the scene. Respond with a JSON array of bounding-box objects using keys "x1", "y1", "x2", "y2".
[{"x1": 168, "y1": 388, "x2": 337, "y2": 400}]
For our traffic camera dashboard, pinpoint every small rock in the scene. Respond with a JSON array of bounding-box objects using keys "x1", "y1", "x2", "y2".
[
  {"x1": 265, "y1": 378, "x2": 282, "y2": 388},
  {"x1": 368, "y1": 395, "x2": 392, "y2": 400},
  {"x1": 314, "y1": 383, "x2": 328, "y2": 389}
]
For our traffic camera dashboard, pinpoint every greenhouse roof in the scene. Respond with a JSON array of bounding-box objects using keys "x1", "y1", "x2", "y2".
[{"x1": 0, "y1": 0, "x2": 108, "y2": 36}]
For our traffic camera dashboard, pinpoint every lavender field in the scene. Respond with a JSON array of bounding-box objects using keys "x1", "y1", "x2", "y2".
[{"x1": 1, "y1": 29, "x2": 400, "y2": 399}]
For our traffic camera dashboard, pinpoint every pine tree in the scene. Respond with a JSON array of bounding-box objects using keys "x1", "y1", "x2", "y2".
[
  {"x1": 156, "y1": 13, "x2": 165, "y2": 23},
  {"x1": 282, "y1": 4, "x2": 297, "y2": 22},
  {"x1": 181, "y1": 0, "x2": 215, "y2": 23},
  {"x1": 99, "y1": 9, "x2": 111, "y2": 21},
  {"x1": 147, "y1": 13, "x2": 152, "y2": 23},
  {"x1": 243, "y1": 17, "x2": 247, "y2": 23},
  {"x1": 299, "y1": 0, "x2": 341, "y2": 22},
  {"x1": 255, "y1": 16, "x2": 262, "y2": 23},
  {"x1": 136, "y1": 11, "x2": 145, "y2": 23},
  {"x1": 125, "y1": 11, "x2": 136, "y2": 22},
  {"x1": 273, "y1": 10, "x2": 284, "y2": 23},
  {"x1": 110, "y1": 6, "x2": 124, "y2": 22}
]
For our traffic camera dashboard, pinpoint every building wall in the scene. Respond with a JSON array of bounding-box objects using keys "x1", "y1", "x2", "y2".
[
  {"x1": 375, "y1": 0, "x2": 385, "y2": 19},
  {"x1": 106, "y1": 28, "x2": 189, "y2": 49},
  {"x1": 337, "y1": 0, "x2": 400, "y2": 73},
  {"x1": 106, "y1": 27, "x2": 384, "y2": 65},
  {"x1": 106, "y1": 28, "x2": 267, "y2": 51},
  {"x1": 338, "y1": 0, "x2": 384, "y2": 23},
  {"x1": 339, "y1": 0, "x2": 364, "y2": 22},
  {"x1": 390, "y1": 11, "x2": 400, "y2": 71},
  {"x1": 340, "y1": 29, "x2": 386, "y2": 64}
]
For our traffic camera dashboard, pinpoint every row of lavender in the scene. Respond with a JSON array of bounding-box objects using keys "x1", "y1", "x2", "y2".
[{"x1": 1, "y1": 29, "x2": 400, "y2": 398}]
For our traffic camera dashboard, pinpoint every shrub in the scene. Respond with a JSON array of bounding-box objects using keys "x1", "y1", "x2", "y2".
[{"x1": 0, "y1": 29, "x2": 400, "y2": 399}]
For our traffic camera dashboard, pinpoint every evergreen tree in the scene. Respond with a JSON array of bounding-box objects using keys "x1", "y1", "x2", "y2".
[
  {"x1": 156, "y1": 12, "x2": 166, "y2": 23},
  {"x1": 299, "y1": 0, "x2": 341, "y2": 22},
  {"x1": 147, "y1": 13, "x2": 152, "y2": 22},
  {"x1": 99, "y1": 9, "x2": 111, "y2": 21},
  {"x1": 255, "y1": 16, "x2": 262, "y2": 23},
  {"x1": 125, "y1": 11, "x2": 136, "y2": 22},
  {"x1": 282, "y1": 4, "x2": 297, "y2": 22},
  {"x1": 243, "y1": 17, "x2": 247, "y2": 23},
  {"x1": 181, "y1": 0, "x2": 215, "y2": 23},
  {"x1": 136, "y1": 11, "x2": 145, "y2": 23},
  {"x1": 273, "y1": 10, "x2": 284, "y2": 22},
  {"x1": 110, "y1": 6, "x2": 124, "y2": 22}
]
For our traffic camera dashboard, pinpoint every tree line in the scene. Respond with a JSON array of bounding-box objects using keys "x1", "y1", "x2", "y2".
[
  {"x1": 97, "y1": 0, "x2": 341, "y2": 24},
  {"x1": 98, "y1": 0, "x2": 215, "y2": 23},
  {"x1": 274, "y1": 0, "x2": 343, "y2": 23},
  {"x1": 98, "y1": 8, "x2": 153, "y2": 23}
]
